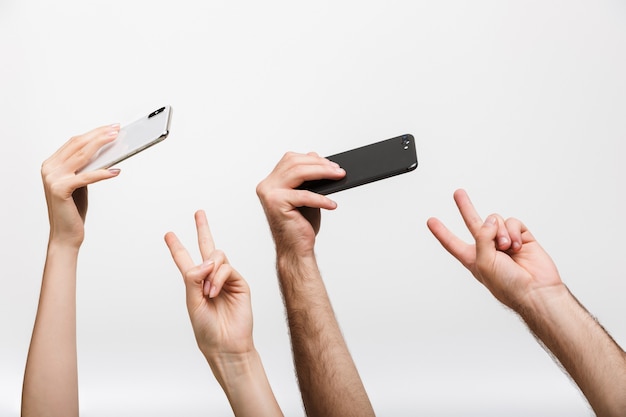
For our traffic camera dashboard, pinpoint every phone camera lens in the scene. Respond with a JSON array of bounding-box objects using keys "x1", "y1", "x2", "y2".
[
  {"x1": 149, "y1": 107, "x2": 165, "y2": 118},
  {"x1": 402, "y1": 136, "x2": 411, "y2": 149}
]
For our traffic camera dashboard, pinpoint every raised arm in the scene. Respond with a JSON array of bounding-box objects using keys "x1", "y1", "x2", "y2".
[
  {"x1": 256, "y1": 152, "x2": 375, "y2": 417},
  {"x1": 22, "y1": 125, "x2": 121, "y2": 417},
  {"x1": 427, "y1": 189, "x2": 626, "y2": 417},
  {"x1": 164, "y1": 210, "x2": 283, "y2": 417}
]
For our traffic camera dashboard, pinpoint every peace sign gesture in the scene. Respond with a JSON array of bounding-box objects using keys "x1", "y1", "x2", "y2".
[
  {"x1": 164, "y1": 211, "x2": 283, "y2": 417},
  {"x1": 165, "y1": 210, "x2": 253, "y2": 358},
  {"x1": 427, "y1": 189, "x2": 563, "y2": 310}
]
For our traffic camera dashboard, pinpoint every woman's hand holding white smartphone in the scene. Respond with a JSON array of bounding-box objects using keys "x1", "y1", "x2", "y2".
[{"x1": 77, "y1": 105, "x2": 173, "y2": 173}]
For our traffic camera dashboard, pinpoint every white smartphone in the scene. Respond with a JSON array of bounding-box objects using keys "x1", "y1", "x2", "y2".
[{"x1": 78, "y1": 105, "x2": 173, "y2": 172}]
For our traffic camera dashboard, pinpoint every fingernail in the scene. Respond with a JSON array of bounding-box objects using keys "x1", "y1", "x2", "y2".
[
  {"x1": 110, "y1": 123, "x2": 120, "y2": 129},
  {"x1": 209, "y1": 284, "x2": 218, "y2": 298},
  {"x1": 108, "y1": 129, "x2": 119, "y2": 138},
  {"x1": 498, "y1": 237, "x2": 509, "y2": 246},
  {"x1": 485, "y1": 216, "x2": 496, "y2": 225},
  {"x1": 108, "y1": 168, "x2": 121, "y2": 175},
  {"x1": 201, "y1": 260, "x2": 214, "y2": 269},
  {"x1": 512, "y1": 241, "x2": 522, "y2": 251}
]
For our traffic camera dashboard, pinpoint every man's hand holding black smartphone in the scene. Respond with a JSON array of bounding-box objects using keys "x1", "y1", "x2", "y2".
[{"x1": 298, "y1": 134, "x2": 418, "y2": 195}]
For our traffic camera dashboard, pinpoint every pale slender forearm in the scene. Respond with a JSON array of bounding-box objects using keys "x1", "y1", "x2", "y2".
[
  {"x1": 207, "y1": 350, "x2": 283, "y2": 417},
  {"x1": 22, "y1": 240, "x2": 80, "y2": 417},
  {"x1": 276, "y1": 252, "x2": 374, "y2": 417},
  {"x1": 519, "y1": 284, "x2": 626, "y2": 417}
]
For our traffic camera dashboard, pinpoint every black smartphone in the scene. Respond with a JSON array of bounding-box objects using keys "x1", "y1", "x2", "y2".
[{"x1": 299, "y1": 134, "x2": 418, "y2": 195}]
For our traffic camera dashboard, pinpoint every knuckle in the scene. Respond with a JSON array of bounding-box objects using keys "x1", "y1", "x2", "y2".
[
  {"x1": 255, "y1": 181, "x2": 267, "y2": 197},
  {"x1": 212, "y1": 249, "x2": 226, "y2": 262},
  {"x1": 48, "y1": 181, "x2": 66, "y2": 198},
  {"x1": 69, "y1": 134, "x2": 86, "y2": 146},
  {"x1": 40, "y1": 160, "x2": 52, "y2": 176}
]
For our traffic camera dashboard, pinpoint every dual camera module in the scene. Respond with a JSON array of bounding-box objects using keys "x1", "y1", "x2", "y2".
[{"x1": 402, "y1": 135, "x2": 411, "y2": 150}]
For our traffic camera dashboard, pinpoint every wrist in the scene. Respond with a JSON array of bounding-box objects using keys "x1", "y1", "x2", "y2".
[
  {"x1": 276, "y1": 249, "x2": 316, "y2": 270},
  {"x1": 205, "y1": 349, "x2": 261, "y2": 390},
  {"x1": 274, "y1": 238, "x2": 316, "y2": 259},
  {"x1": 47, "y1": 237, "x2": 82, "y2": 255},
  {"x1": 48, "y1": 232, "x2": 83, "y2": 250},
  {"x1": 517, "y1": 283, "x2": 571, "y2": 323}
]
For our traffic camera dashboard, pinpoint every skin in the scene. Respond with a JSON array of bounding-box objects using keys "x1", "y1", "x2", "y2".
[
  {"x1": 256, "y1": 152, "x2": 375, "y2": 417},
  {"x1": 164, "y1": 210, "x2": 283, "y2": 417},
  {"x1": 22, "y1": 124, "x2": 122, "y2": 417},
  {"x1": 23, "y1": 124, "x2": 281, "y2": 417},
  {"x1": 427, "y1": 189, "x2": 626, "y2": 417}
]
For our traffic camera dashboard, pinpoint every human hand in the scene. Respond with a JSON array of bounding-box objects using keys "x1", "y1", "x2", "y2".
[
  {"x1": 255, "y1": 152, "x2": 345, "y2": 257},
  {"x1": 41, "y1": 124, "x2": 121, "y2": 246},
  {"x1": 427, "y1": 189, "x2": 563, "y2": 311},
  {"x1": 164, "y1": 210, "x2": 254, "y2": 360}
]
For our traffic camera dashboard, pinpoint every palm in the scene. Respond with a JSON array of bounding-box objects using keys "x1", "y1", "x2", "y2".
[
  {"x1": 192, "y1": 285, "x2": 253, "y2": 356},
  {"x1": 492, "y1": 235, "x2": 561, "y2": 307}
]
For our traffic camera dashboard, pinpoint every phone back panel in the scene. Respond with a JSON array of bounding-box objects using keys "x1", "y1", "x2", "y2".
[
  {"x1": 300, "y1": 134, "x2": 418, "y2": 195},
  {"x1": 78, "y1": 105, "x2": 172, "y2": 172}
]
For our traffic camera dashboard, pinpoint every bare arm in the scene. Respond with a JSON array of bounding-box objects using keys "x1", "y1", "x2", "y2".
[
  {"x1": 22, "y1": 125, "x2": 121, "y2": 417},
  {"x1": 276, "y1": 253, "x2": 374, "y2": 417},
  {"x1": 256, "y1": 152, "x2": 375, "y2": 417},
  {"x1": 165, "y1": 210, "x2": 283, "y2": 417},
  {"x1": 518, "y1": 282, "x2": 626, "y2": 416},
  {"x1": 428, "y1": 189, "x2": 626, "y2": 416},
  {"x1": 23, "y1": 242, "x2": 81, "y2": 417}
]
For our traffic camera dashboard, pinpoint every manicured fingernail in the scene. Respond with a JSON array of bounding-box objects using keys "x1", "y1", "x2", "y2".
[
  {"x1": 108, "y1": 168, "x2": 121, "y2": 175},
  {"x1": 209, "y1": 284, "x2": 218, "y2": 298},
  {"x1": 485, "y1": 216, "x2": 496, "y2": 225},
  {"x1": 498, "y1": 237, "x2": 509, "y2": 246}
]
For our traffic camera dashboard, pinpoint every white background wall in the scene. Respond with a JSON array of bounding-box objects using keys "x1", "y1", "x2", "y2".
[{"x1": 1, "y1": 1, "x2": 625, "y2": 416}]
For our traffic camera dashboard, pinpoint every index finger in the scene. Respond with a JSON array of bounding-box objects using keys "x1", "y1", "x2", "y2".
[
  {"x1": 453, "y1": 189, "x2": 484, "y2": 237},
  {"x1": 195, "y1": 210, "x2": 216, "y2": 261},
  {"x1": 164, "y1": 231, "x2": 196, "y2": 273},
  {"x1": 49, "y1": 125, "x2": 120, "y2": 168},
  {"x1": 427, "y1": 217, "x2": 476, "y2": 269}
]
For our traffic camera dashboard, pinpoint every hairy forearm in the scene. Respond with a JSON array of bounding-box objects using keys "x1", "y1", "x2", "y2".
[
  {"x1": 22, "y1": 241, "x2": 80, "y2": 417},
  {"x1": 207, "y1": 350, "x2": 283, "y2": 417},
  {"x1": 519, "y1": 284, "x2": 626, "y2": 417},
  {"x1": 276, "y1": 253, "x2": 375, "y2": 417}
]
